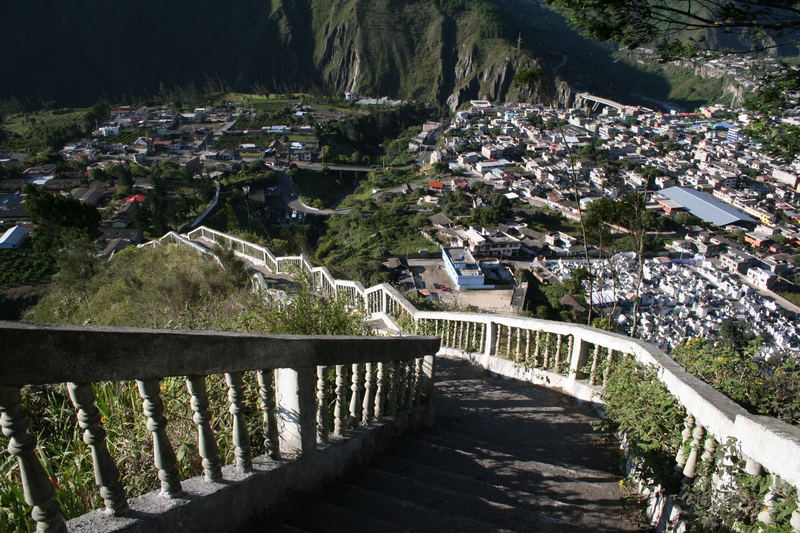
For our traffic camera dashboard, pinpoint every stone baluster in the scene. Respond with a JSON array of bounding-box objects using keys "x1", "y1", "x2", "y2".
[
  {"x1": 471, "y1": 322, "x2": 478, "y2": 350},
  {"x1": 451, "y1": 321, "x2": 457, "y2": 348},
  {"x1": 257, "y1": 370, "x2": 280, "y2": 459},
  {"x1": 588, "y1": 345, "x2": 601, "y2": 385},
  {"x1": 275, "y1": 368, "x2": 316, "y2": 456},
  {"x1": 542, "y1": 333, "x2": 551, "y2": 369},
  {"x1": 362, "y1": 363, "x2": 375, "y2": 425},
  {"x1": 495, "y1": 325, "x2": 502, "y2": 356},
  {"x1": 434, "y1": 320, "x2": 439, "y2": 336},
  {"x1": 682, "y1": 423, "x2": 705, "y2": 481},
  {"x1": 533, "y1": 331, "x2": 541, "y2": 366},
  {"x1": 374, "y1": 362, "x2": 386, "y2": 419},
  {"x1": 515, "y1": 328, "x2": 522, "y2": 361},
  {"x1": 700, "y1": 434, "x2": 716, "y2": 468},
  {"x1": 566, "y1": 335, "x2": 574, "y2": 366},
  {"x1": 396, "y1": 362, "x2": 407, "y2": 412},
  {"x1": 602, "y1": 350, "x2": 615, "y2": 389},
  {"x1": 790, "y1": 494, "x2": 800, "y2": 532},
  {"x1": 757, "y1": 475, "x2": 778, "y2": 527},
  {"x1": 414, "y1": 357, "x2": 425, "y2": 405},
  {"x1": 225, "y1": 373, "x2": 252, "y2": 473},
  {"x1": 389, "y1": 361, "x2": 400, "y2": 416},
  {"x1": 0, "y1": 386, "x2": 66, "y2": 532},
  {"x1": 184, "y1": 377, "x2": 222, "y2": 482},
  {"x1": 67, "y1": 382, "x2": 129, "y2": 514},
  {"x1": 406, "y1": 360, "x2": 418, "y2": 408},
  {"x1": 568, "y1": 335, "x2": 589, "y2": 382},
  {"x1": 349, "y1": 363, "x2": 362, "y2": 427},
  {"x1": 136, "y1": 379, "x2": 182, "y2": 497},
  {"x1": 554, "y1": 334, "x2": 563, "y2": 372},
  {"x1": 505, "y1": 325, "x2": 512, "y2": 357},
  {"x1": 479, "y1": 323, "x2": 486, "y2": 352},
  {"x1": 745, "y1": 456, "x2": 764, "y2": 476},
  {"x1": 316, "y1": 366, "x2": 329, "y2": 442},
  {"x1": 675, "y1": 415, "x2": 695, "y2": 473},
  {"x1": 333, "y1": 365, "x2": 346, "y2": 436}
]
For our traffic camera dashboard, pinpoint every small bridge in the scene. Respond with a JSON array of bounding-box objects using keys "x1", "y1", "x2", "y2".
[{"x1": 575, "y1": 92, "x2": 636, "y2": 114}]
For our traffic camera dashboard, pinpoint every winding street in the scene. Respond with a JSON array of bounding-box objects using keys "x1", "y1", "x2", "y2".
[{"x1": 273, "y1": 167, "x2": 351, "y2": 216}]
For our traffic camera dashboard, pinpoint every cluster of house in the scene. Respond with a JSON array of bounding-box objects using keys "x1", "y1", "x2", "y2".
[
  {"x1": 58, "y1": 101, "x2": 323, "y2": 172},
  {"x1": 57, "y1": 105, "x2": 233, "y2": 169},
  {"x1": 425, "y1": 212, "x2": 585, "y2": 260},
  {"x1": 411, "y1": 96, "x2": 798, "y2": 284},
  {"x1": 539, "y1": 253, "x2": 799, "y2": 356}
]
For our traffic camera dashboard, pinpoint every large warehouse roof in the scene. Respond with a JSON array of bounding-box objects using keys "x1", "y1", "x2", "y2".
[{"x1": 660, "y1": 186, "x2": 756, "y2": 226}]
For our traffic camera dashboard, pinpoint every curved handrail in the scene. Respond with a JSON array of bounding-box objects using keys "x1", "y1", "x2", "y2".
[
  {"x1": 0, "y1": 321, "x2": 440, "y2": 386},
  {"x1": 0, "y1": 319, "x2": 439, "y2": 532},
  {"x1": 173, "y1": 226, "x2": 800, "y2": 492}
]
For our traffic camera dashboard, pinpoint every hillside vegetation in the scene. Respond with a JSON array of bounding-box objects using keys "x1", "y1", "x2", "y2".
[{"x1": 5, "y1": 243, "x2": 366, "y2": 532}]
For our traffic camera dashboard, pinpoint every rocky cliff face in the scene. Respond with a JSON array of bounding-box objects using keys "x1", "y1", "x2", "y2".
[{"x1": 309, "y1": 0, "x2": 542, "y2": 109}]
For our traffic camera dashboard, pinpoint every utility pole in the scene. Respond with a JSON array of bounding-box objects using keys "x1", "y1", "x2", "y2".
[{"x1": 243, "y1": 185, "x2": 253, "y2": 233}]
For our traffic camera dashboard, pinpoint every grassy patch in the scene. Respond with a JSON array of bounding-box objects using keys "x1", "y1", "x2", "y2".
[
  {"x1": 290, "y1": 168, "x2": 361, "y2": 208},
  {"x1": 777, "y1": 289, "x2": 800, "y2": 307},
  {"x1": 214, "y1": 133, "x2": 281, "y2": 149},
  {"x1": 0, "y1": 250, "x2": 54, "y2": 290},
  {"x1": 0, "y1": 108, "x2": 90, "y2": 152},
  {"x1": 95, "y1": 128, "x2": 154, "y2": 146}
]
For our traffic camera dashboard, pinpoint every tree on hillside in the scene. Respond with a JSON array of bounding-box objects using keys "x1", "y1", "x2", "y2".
[
  {"x1": 24, "y1": 186, "x2": 101, "y2": 257},
  {"x1": 548, "y1": 0, "x2": 800, "y2": 57},
  {"x1": 550, "y1": 0, "x2": 800, "y2": 162}
]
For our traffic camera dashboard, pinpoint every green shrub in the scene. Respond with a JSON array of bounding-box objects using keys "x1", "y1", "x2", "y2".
[{"x1": 603, "y1": 357, "x2": 685, "y2": 491}]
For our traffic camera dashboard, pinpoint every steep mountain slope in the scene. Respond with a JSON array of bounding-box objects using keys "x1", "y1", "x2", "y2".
[
  {"x1": 0, "y1": 0, "x2": 739, "y2": 110},
  {"x1": 0, "y1": 0, "x2": 540, "y2": 108}
]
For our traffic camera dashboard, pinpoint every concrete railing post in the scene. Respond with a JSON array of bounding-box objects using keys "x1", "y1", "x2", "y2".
[
  {"x1": 275, "y1": 368, "x2": 317, "y2": 457},
  {"x1": 484, "y1": 322, "x2": 497, "y2": 356},
  {"x1": 568, "y1": 335, "x2": 590, "y2": 382},
  {"x1": 420, "y1": 355, "x2": 436, "y2": 426}
]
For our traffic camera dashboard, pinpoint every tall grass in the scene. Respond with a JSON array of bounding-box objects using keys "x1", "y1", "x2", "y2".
[{"x1": 2, "y1": 244, "x2": 367, "y2": 532}]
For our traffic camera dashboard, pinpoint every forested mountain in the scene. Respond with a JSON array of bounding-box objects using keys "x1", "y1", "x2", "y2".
[{"x1": 0, "y1": 0, "x2": 739, "y2": 108}]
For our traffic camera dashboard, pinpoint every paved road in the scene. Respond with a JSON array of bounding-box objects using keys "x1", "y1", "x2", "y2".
[
  {"x1": 274, "y1": 168, "x2": 351, "y2": 216},
  {"x1": 293, "y1": 162, "x2": 375, "y2": 173}
]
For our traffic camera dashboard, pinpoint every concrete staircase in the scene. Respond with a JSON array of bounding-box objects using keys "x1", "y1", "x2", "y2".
[{"x1": 246, "y1": 356, "x2": 649, "y2": 532}]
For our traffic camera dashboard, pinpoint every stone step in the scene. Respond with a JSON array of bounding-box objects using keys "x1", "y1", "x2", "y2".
[
  {"x1": 352, "y1": 464, "x2": 586, "y2": 532},
  {"x1": 389, "y1": 434, "x2": 629, "y2": 518},
  {"x1": 273, "y1": 500, "x2": 410, "y2": 533},
  {"x1": 325, "y1": 482, "x2": 514, "y2": 533},
  {"x1": 423, "y1": 427, "x2": 618, "y2": 482},
  {"x1": 251, "y1": 520, "x2": 310, "y2": 533},
  {"x1": 372, "y1": 453, "x2": 643, "y2": 532}
]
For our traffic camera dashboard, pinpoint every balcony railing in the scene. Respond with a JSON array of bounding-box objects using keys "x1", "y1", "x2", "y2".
[
  {"x1": 1, "y1": 321, "x2": 439, "y2": 532},
  {"x1": 177, "y1": 225, "x2": 800, "y2": 531}
]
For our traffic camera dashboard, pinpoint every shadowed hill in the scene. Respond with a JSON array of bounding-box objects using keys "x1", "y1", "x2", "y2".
[{"x1": 0, "y1": 0, "x2": 730, "y2": 110}]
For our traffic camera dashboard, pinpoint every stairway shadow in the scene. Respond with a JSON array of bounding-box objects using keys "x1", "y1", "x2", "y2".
[{"x1": 244, "y1": 355, "x2": 652, "y2": 532}]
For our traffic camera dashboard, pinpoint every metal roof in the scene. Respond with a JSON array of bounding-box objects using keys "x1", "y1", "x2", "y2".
[{"x1": 660, "y1": 186, "x2": 756, "y2": 226}]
